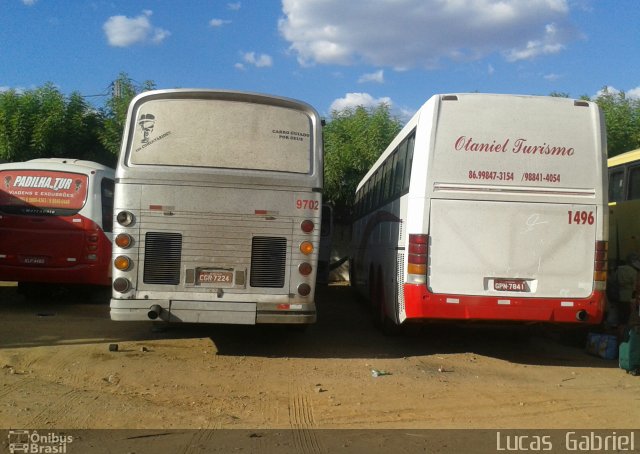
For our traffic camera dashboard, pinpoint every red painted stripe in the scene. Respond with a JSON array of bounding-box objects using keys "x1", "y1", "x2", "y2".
[{"x1": 403, "y1": 284, "x2": 605, "y2": 324}]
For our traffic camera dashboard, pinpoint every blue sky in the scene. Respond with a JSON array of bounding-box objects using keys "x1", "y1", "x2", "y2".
[{"x1": 1, "y1": 0, "x2": 639, "y2": 120}]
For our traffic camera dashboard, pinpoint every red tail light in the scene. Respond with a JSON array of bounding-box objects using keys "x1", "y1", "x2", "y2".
[
  {"x1": 594, "y1": 241, "x2": 607, "y2": 282},
  {"x1": 408, "y1": 234, "x2": 428, "y2": 283}
]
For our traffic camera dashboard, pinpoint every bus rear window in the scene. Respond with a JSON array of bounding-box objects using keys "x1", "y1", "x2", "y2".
[
  {"x1": 0, "y1": 170, "x2": 88, "y2": 215},
  {"x1": 128, "y1": 98, "x2": 313, "y2": 174}
]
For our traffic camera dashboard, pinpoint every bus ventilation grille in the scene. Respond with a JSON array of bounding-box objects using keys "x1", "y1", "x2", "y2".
[
  {"x1": 143, "y1": 232, "x2": 183, "y2": 285},
  {"x1": 250, "y1": 236, "x2": 287, "y2": 288}
]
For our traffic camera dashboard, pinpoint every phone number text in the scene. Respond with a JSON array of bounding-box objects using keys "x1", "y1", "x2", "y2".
[{"x1": 468, "y1": 170, "x2": 561, "y2": 183}]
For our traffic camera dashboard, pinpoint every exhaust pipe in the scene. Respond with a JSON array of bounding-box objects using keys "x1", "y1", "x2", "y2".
[
  {"x1": 147, "y1": 305, "x2": 162, "y2": 320},
  {"x1": 575, "y1": 310, "x2": 588, "y2": 322}
]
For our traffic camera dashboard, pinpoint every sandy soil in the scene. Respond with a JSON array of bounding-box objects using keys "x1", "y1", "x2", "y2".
[{"x1": 1, "y1": 283, "x2": 639, "y2": 434}]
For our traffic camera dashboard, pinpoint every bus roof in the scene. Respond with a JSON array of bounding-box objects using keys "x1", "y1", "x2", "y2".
[
  {"x1": 608, "y1": 148, "x2": 640, "y2": 168},
  {"x1": 0, "y1": 158, "x2": 114, "y2": 174}
]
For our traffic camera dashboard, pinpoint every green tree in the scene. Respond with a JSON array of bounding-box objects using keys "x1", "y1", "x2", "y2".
[
  {"x1": 0, "y1": 83, "x2": 109, "y2": 164},
  {"x1": 590, "y1": 87, "x2": 640, "y2": 157},
  {"x1": 323, "y1": 103, "x2": 403, "y2": 219},
  {"x1": 99, "y1": 73, "x2": 156, "y2": 158}
]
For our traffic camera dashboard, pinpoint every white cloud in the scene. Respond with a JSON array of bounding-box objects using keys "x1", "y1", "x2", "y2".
[
  {"x1": 329, "y1": 92, "x2": 392, "y2": 112},
  {"x1": 544, "y1": 73, "x2": 562, "y2": 81},
  {"x1": 358, "y1": 69, "x2": 384, "y2": 84},
  {"x1": 594, "y1": 85, "x2": 640, "y2": 101},
  {"x1": 628, "y1": 87, "x2": 640, "y2": 100},
  {"x1": 242, "y1": 52, "x2": 273, "y2": 68},
  {"x1": 210, "y1": 19, "x2": 231, "y2": 27},
  {"x1": 279, "y1": 0, "x2": 579, "y2": 69},
  {"x1": 227, "y1": 2, "x2": 241, "y2": 11},
  {"x1": 22, "y1": 0, "x2": 37, "y2": 5},
  {"x1": 487, "y1": 64, "x2": 495, "y2": 75},
  {"x1": 504, "y1": 23, "x2": 567, "y2": 61},
  {"x1": 103, "y1": 10, "x2": 170, "y2": 47},
  {"x1": 234, "y1": 63, "x2": 245, "y2": 71}
]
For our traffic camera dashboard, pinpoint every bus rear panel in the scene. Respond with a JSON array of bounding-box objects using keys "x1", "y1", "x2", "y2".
[
  {"x1": 0, "y1": 159, "x2": 115, "y2": 288},
  {"x1": 353, "y1": 94, "x2": 608, "y2": 326},
  {"x1": 110, "y1": 89, "x2": 323, "y2": 325}
]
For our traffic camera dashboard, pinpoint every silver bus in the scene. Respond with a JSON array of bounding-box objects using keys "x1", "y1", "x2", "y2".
[{"x1": 110, "y1": 89, "x2": 323, "y2": 325}]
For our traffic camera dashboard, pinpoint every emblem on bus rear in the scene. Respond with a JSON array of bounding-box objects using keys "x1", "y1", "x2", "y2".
[{"x1": 138, "y1": 113, "x2": 156, "y2": 144}]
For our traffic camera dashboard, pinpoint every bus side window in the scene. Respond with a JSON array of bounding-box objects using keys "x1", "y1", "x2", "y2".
[
  {"x1": 402, "y1": 132, "x2": 415, "y2": 193},
  {"x1": 382, "y1": 158, "x2": 393, "y2": 204},
  {"x1": 364, "y1": 180, "x2": 372, "y2": 213},
  {"x1": 394, "y1": 143, "x2": 407, "y2": 198},
  {"x1": 388, "y1": 150, "x2": 398, "y2": 201},
  {"x1": 609, "y1": 168, "x2": 625, "y2": 203},
  {"x1": 101, "y1": 178, "x2": 115, "y2": 233},
  {"x1": 372, "y1": 170, "x2": 381, "y2": 209},
  {"x1": 627, "y1": 166, "x2": 640, "y2": 200}
]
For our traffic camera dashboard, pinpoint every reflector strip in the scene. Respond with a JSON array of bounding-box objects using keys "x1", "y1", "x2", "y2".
[
  {"x1": 498, "y1": 300, "x2": 511, "y2": 305},
  {"x1": 446, "y1": 298, "x2": 459, "y2": 304},
  {"x1": 561, "y1": 301, "x2": 574, "y2": 307}
]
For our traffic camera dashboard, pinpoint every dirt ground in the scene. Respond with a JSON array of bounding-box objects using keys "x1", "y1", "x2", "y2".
[{"x1": 1, "y1": 282, "x2": 639, "y2": 434}]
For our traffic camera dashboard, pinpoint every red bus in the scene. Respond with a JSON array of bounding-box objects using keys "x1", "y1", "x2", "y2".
[{"x1": 0, "y1": 158, "x2": 115, "y2": 297}]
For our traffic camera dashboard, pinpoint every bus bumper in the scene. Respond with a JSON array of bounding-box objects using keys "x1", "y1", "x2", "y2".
[
  {"x1": 1, "y1": 264, "x2": 111, "y2": 286},
  {"x1": 403, "y1": 284, "x2": 605, "y2": 324},
  {"x1": 110, "y1": 299, "x2": 316, "y2": 324}
]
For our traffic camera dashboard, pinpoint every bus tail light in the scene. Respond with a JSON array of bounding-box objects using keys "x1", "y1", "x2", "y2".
[
  {"x1": 300, "y1": 241, "x2": 314, "y2": 255},
  {"x1": 301, "y1": 220, "x2": 314, "y2": 233},
  {"x1": 407, "y1": 234, "x2": 428, "y2": 284},
  {"x1": 113, "y1": 277, "x2": 131, "y2": 293},
  {"x1": 114, "y1": 255, "x2": 132, "y2": 271},
  {"x1": 594, "y1": 241, "x2": 608, "y2": 289},
  {"x1": 115, "y1": 233, "x2": 133, "y2": 249},
  {"x1": 297, "y1": 283, "x2": 311, "y2": 296},
  {"x1": 116, "y1": 211, "x2": 135, "y2": 227},
  {"x1": 298, "y1": 262, "x2": 312, "y2": 276}
]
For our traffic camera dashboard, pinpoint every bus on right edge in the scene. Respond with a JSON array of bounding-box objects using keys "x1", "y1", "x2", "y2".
[
  {"x1": 608, "y1": 147, "x2": 640, "y2": 268},
  {"x1": 350, "y1": 94, "x2": 608, "y2": 330}
]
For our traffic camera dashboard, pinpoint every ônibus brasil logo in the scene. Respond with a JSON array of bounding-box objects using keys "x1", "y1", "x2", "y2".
[{"x1": 7, "y1": 430, "x2": 73, "y2": 453}]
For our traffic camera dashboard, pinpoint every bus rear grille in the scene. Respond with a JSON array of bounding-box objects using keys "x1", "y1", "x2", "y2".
[
  {"x1": 143, "y1": 232, "x2": 182, "y2": 285},
  {"x1": 250, "y1": 236, "x2": 286, "y2": 288}
]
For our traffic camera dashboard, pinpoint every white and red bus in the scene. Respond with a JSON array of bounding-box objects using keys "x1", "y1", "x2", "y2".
[
  {"x1": 110, "y1": 89, "x2": 323, "y2": 325},
  {"x1": 0, "y1": 159, "x2": 115, "y2": 295},
  {"x1": 351, "y1": 94, "x2": 608, "y2": 330}
]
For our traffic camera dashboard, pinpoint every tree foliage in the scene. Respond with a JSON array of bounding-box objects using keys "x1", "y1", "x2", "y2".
[
  {"x1": 323, "y1": 104, "x2": 402, "y2": 218},
  {"x1": 0, "y1": 83, "x2": 108, "y2": 164},
  {"x1": 99, "y1": 73, "x2": 155, "y2": 158},
  {"x1": 0, "y1": 73, "x2": 155, "y2": 167},
  {"x1": 588, "y1": 87, "x2": 640, "y2": 158}
]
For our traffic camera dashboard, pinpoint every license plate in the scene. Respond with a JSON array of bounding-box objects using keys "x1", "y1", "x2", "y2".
[
  {"x1": 197, "y1": 270, "x2": 233, "y2": 285},
  {"x1": 19, "y1": 256, "x2": 48, "y2": 265},
  {"x1": 494, "y1": 279, "x2": 529, "y2": 292}
]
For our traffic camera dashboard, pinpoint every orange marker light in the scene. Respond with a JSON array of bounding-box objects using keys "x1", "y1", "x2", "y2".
[{"x1": 300, "y1": 241, "x2": 314, "y2": 255}]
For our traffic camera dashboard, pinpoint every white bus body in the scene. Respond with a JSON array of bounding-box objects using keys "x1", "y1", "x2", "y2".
[
  {"x1": 351, "y1": 94, "x2": 608, "y2": 327},
  {"x1": 110, "y1": 90, "x2": 323, "y2": 325}
]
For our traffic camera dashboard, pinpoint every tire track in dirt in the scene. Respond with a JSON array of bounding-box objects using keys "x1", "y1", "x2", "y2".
[
  {"x1": 27, "y1": 389, "x2": 86, "y2": 427},
  {"x1": 288, "y1": 385, "x2": 323, "y2": 454}
]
